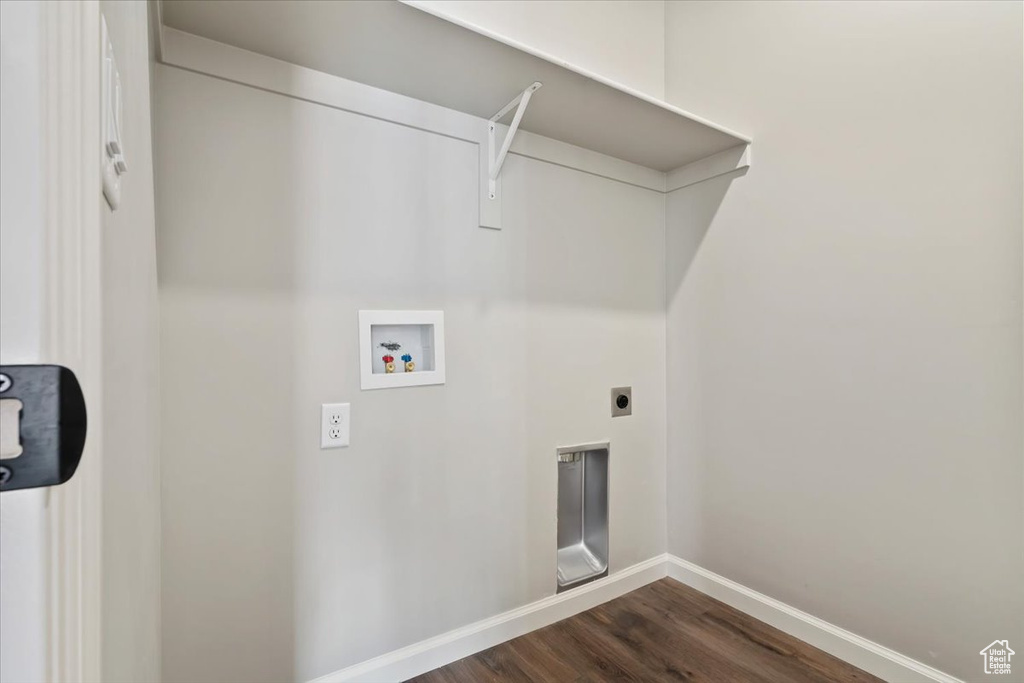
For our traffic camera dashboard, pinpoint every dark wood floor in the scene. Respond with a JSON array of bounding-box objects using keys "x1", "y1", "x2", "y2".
[{"x1": 408, "y1": 578, "x2": 883, "y2": 683}]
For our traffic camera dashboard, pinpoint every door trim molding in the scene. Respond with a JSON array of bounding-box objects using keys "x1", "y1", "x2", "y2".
[{"x1": 41, "y1": 1, "x2": 104, "y2": 680}]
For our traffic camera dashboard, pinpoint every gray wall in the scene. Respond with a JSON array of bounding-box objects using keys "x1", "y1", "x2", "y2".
[
  {"x1": 99, "y1": 1, "x2": 162, "y2": 680},
  {"x1": 154, "y1": 64, "x2": 667, "y2": 682},
  {"x1": 664, "y1": 2, "x2": 1023, "y2": 680}
]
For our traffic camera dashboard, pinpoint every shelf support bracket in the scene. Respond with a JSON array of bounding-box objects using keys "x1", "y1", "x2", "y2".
[{"x1": 488, "y1": 81, "x2": 542, "y2": 200}]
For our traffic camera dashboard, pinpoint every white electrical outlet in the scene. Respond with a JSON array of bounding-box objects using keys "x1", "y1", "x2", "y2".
[{"x1": 320, "y1": 403, "x2": 350, "y2": 448}]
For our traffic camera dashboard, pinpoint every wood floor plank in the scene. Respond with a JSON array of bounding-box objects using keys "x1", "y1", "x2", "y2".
[
  {"x1": 471, "y1": 642, "x2": 538, "y2": 683},
  {"x1": 583, "y1": 594, "x2": 770, "y2": 681},
  {"x1": 505, "y1": 631, "x2": 582, "y2": 681},
  {"x1": 687, "y1": 605, "x2": 879, "y2": 683},
  {"x1": 637, "y1": 576, "x2": 719, "y2": 619},
  {"x1": 544, "y1": 616, "x2": 650, "y2": 681},
  {"x1": 407, "y1": 578, "x2": 884, "y2": 683}
]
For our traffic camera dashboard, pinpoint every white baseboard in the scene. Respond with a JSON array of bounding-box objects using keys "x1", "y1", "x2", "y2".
[
  {"x1": 311, "y1": 554, "x2": 963, "y2": 683},
  {"x1": 310, "y1": 555, "x2": 668, "y2": 682},
  {"x1": 665, "y1": 555, "x2": 963, "y2": 683}
]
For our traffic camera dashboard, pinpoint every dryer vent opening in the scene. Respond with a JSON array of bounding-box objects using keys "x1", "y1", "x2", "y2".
[{"x1": 557, "y1": 443, "x2": 609, "y2": 592}]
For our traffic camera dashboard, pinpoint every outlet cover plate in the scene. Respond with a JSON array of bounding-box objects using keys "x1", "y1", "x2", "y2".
[
  {"x1": 611, "y1": 387, "x2": 632, "y2": 417},
  {"x1": 321, "y1": 403, "x2": 350, "y2": 448}
]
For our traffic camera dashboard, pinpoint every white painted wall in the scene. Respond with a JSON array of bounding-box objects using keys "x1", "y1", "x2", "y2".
[
  {"x1": 410, "y1": 0, "x2": 666, "y2": 99},
  {"x1": 98, "y1": 1, "x2": 162, "y2": 680},
  {"x1": 664, "y1": 2, "x2": 1023, "y2": 681},
  {"x1": 154, "y1": 63, "x2": 667, "y2": 682},
  {"x1": 0, "y1": 3, "x2": 48, "y2": 681}
]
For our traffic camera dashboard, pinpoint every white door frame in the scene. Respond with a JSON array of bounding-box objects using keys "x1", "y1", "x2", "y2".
[
  {"x1": 42, "y1": 2, "x2": 104, "y2": 680},
  {"x1": 1, "y1": 2, "x2": 104, "y2": 681}
]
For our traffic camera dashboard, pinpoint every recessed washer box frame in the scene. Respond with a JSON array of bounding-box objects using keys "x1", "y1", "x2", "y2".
[{"x1": 359, "y1": 310, "x2": 446, "y2": 390}]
